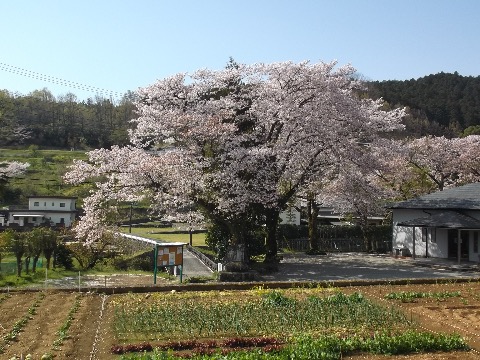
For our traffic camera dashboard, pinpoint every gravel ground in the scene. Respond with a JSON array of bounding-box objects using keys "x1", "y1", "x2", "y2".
[
  {"x1": 18, "y1": 252, "x2": 480, "y2": 290},
  {"x1": 256, "y1": 252, "x2": 480, "y2": 282}
]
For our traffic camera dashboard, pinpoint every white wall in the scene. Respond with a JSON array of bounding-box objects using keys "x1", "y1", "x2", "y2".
[
  {"x1": 279, "y1": 208, "x2": 301, "y2": 225},
  {"x1": 29, "y1": 197, "x2": 76, "y2": 211},
  {"x1": 47, "y1": 212, "x2": 76, "y2": 227},
  {"x1": 392, "y1": 209, "x2": 448, "y2": 258},
  {"x1": 393, "y1": 208, "x2": 480, "y2": 260}
]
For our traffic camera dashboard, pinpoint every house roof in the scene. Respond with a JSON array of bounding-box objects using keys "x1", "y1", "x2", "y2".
[
  {"x1": 390, "y1": 183, "x2": 480, "y2": 210},
  {"x1": 28, "y1": 196, "x2": 77, "y2": 199},
  {"x1": 10, "y1": 210, "x2": 76, "y2": 214},
  {"x1": 397, "y1": 210, "x2": 480, "y2": 229}
]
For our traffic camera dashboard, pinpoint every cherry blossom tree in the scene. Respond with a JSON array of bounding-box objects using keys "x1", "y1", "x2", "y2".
[
  {"x1": 318, "y1": 135, "x2": 480, "y2": 236},
  {"x1": 401, "y1": 135, "x2": 480, "y2": 193},
  {"x1": 0, "y1": 161, "x2": 30, "y2": 203},
  {"x1": 309, "y1": 143, "x2": 398, "y2": 252},
  {"x1": 65, "y1": 60, "x2": 404, "y2": 263},
  {"x1": 0, "y1": 161, "x2": 29, "y2": 181}
]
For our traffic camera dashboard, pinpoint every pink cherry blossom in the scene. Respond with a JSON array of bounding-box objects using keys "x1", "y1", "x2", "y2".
[{"x1": 65, "y1": 61, "x2": 405, "y2": 256}]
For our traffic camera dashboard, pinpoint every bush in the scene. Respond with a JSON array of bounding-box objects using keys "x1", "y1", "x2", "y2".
[
  {"x1": 277, "y1": 224, "x2": 308, "y2": 240},
  {"x1": 54, "y1": 243, "x2": 74, "y2": 270},
  {"x1": 205, "y1": 222, "x2": 266, "y2": 262},
  {"x1": 205, "y1": 223, "x2": 229, "y2": 261},
  {"x1": 112, "y1": 250, "x2": 154, "y2": 271}
]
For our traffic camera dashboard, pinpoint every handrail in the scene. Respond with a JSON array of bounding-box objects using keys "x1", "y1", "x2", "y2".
[{"x1": 186, "y1": 245, "x2": 217, "y2": 272}]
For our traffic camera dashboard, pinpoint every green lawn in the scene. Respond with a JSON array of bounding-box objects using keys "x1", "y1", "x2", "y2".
[
  {"x1": 121, "y1": 226, "x2": 206, "y2": 247},
  {"x1": 0, "y1": 148, "x2": 89, "y2": 205}
]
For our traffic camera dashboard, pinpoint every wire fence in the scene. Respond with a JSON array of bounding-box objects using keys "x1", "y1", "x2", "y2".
[{"x1": 0, "y1": 259, "x2": 44, "y2": 275}]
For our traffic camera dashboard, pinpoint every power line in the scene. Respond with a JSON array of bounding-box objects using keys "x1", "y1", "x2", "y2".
[{"x1": 0, "y1": 61, "x2": 124, "y2": 98}]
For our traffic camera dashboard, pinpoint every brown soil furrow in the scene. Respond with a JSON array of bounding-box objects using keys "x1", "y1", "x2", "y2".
[
  {"x1": 61, "y1": 293, "x2": 104, "y2": 359},
  {"x1": 1, "y1": 292, "x2": 76, "y2": 359},
  {"x1": 0, "y1": 293, "x2": 34, "y2": 335},
  {"x1": 1, "y1": 281, "x2": 480, "y2": 359}
]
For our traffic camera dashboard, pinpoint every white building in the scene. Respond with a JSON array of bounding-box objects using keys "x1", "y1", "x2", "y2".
[
  {"x1": 391, "y1": 183, "x2": 480, "y2": 263},
  {"x1": 8, "y1": 196, "x2": 77, "y2": 228},
  {"x1": 279, "y1": 207, "x2": 301, "y2": 225}
]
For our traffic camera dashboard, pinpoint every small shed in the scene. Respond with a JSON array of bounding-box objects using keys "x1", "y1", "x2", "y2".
[{"x1": 391, "y1": 183, "x2": 480, "y2": 263}]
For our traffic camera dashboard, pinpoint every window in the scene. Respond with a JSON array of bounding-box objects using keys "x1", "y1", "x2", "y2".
[
  {"x1": 422, "y1": 227, "x2": 436, "y2": 243},
  {"x1": 60, "y1": 203, "x2": 66, "y2": 208},
  {"x1": 33, "y1": 202, "x2": 39, "y2": 206},
  {"x1": 13, "y1": 216, "x2": 19, "y2": 220},
  {"x1": 52, "y1": 202, "x2": 54, "y2": 206},
  {"x1": 474, "y1": 232, "x2": 479, "y2": 253}
]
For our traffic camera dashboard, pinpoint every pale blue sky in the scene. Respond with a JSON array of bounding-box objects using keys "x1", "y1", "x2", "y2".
[{"x1": 0, "y1": 0, "x2": 478, "y2": 101}]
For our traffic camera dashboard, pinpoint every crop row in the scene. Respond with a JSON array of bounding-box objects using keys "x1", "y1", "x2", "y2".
[
  {"x1": 117, "y1": 331, "x2": 469, "y2": 359},
  {"x1": 112, "y1": 291, "x2": 409, "y2": 340},
  {"x1": 0, "y1": 292, "x2": 46, "y2": 353},
  {"x1": 52, "y1": 294, "x2": 82, "y2": 350},
  {"x1": 0, "y1": 293, "x2": 84, "y2": 360},
  {"x1": 385, "y1": 290, "x2": 462, "y2": 302}
]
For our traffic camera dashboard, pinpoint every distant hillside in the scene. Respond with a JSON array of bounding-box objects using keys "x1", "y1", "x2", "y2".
[
  {"x1": 0, "y1": 148, "x2": 89, "y2": 206},
  {"x1": 368, "y1": 72, "x2": 480, "y2": 137},
  {"x1": 0, "y1": 88, "x2": 137, "y2": 149},
  {"x1": 2, "y1": 73, "x2": 480, "y2": 150}
]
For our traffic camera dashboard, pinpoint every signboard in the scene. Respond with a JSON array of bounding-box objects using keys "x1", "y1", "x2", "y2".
[
  {"x1": 157, "y1": 245, "x2": 183, "y2": 266},
  {"x1": 153, "y1": 242, "x2": 186, "y2": 284}
]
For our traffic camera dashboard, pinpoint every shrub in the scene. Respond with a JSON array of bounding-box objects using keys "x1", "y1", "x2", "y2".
[{"x1": 54, "y1": 242, "x2": 74, "y2": 270}]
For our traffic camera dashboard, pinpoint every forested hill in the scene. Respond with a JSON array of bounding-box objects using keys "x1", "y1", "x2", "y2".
[
  {"x1": 368, "y1": 72, "x2": 480, "y2": 137},
  {"x1": 1, "y1": 72, "x2": 480, "y2": 150},
  {"x1": 0, "y1": 88, "x2": 137, "y2": 149}
]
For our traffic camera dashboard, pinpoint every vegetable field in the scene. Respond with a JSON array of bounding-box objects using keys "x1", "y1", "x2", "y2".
[{"x1": 1, "y1": 281, "x2": 480, "y2": 359}]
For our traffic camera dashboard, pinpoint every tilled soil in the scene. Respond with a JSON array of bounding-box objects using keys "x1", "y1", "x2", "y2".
[
  {"x1": 1, "y1": 281, "x2": 480, "y2": 359},
  {"x1": 343, "y1": 281, "x2": 480, "y2": 359}
]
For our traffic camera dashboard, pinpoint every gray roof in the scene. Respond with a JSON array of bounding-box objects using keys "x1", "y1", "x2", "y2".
[
  {"x1": 397, "y1": 210, "x2": 480, "y2": 229},
  {"x1": 390, "y1": 183, "x2": 480, "y2": 210}
]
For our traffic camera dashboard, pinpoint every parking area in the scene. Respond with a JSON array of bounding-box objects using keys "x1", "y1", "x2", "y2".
[{"x1": 257, "y1": 252, "x2": 480, "y2": 282}]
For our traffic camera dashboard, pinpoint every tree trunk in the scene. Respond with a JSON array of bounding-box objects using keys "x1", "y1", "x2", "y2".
[
  {"x1": 24, "y1": 256, "x2": 31, "y2": 274},
  {"x1": 45, "y1": 250, "x2": 53, "y2": 270},
  {"x1": 16, "y1": 255, "x2": 22, "y2": 276},
  {"x1": 223, "y1": 220, "x2": 248, "y2": 265},
  {"x1": 264, "y1": 208, "x2": 280, "y2": 263},
  {"x1": 360, "y1": 216, "x2": 372, "y2": 252},
  {"x1": 32, "y1": 255, "x2": 40, "y2": 273},
  {"x1": 308, "y1": 198, "x2": 320, "y2": 253}
]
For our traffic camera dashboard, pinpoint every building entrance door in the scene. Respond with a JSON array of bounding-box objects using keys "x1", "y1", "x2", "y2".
[{"x1": 448, "y1": 229, "x2": 469, "y2": 258}]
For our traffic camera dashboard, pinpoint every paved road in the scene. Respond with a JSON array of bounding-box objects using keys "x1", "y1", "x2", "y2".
[
  {"x1": 181, "y1": 248, "x2": 214, "y2": 278},
  {"x1": 256, "y1": 252, "x2": 480, "y2": 282}
]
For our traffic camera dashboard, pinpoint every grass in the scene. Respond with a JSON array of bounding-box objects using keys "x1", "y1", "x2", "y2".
[
  {"x1": 117, "y1": 331, "x2": 469, "y2": 359},
  {"x1": 0, "y1": 266, "x2": 80, "y2": 287},
  {"x1": 123, "y1": 226, "x2": 206, "y2": 247},
  {"x1": 0, "y1": 252, "x2": 162, "y2": 288},
  {"x1": 0, "y1": 147, "x2": 89, "y2": 205},
  {"x1": 0, "y1": 226, "x2": 192, "y2": 288}
]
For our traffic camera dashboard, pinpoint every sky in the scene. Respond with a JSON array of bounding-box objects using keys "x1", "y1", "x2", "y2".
[{"x1": 0, "y1": 0, "x2": 479, "y2": 102}]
